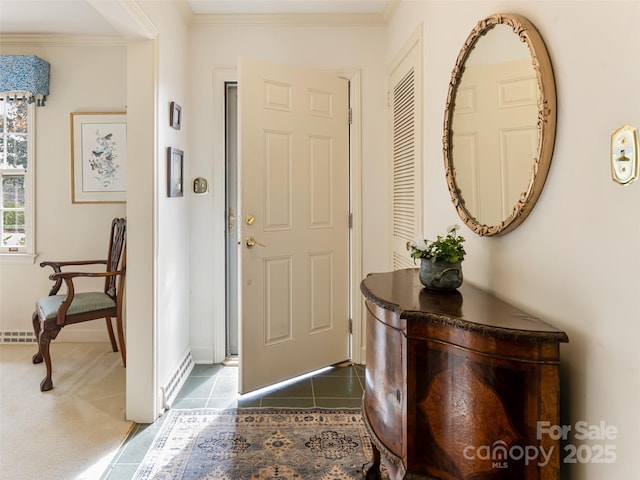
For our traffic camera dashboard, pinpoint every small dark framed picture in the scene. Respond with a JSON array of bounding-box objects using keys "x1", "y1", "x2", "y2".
[
  {"x1": 170, "y1": 101, "x2": 181, "y2": 130},
  {"x1": 167, "y1": 147, "x2": 184, "y2": 197}
]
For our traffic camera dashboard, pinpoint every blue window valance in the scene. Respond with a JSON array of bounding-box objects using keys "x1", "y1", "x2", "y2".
[{"x1": 0, "y1": 55, "x2": 50, "y2": 106}]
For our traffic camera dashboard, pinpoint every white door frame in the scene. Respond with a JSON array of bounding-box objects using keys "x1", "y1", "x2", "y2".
[{"x1": 211, "y1": 67, "x2": 364, "y2": 367}]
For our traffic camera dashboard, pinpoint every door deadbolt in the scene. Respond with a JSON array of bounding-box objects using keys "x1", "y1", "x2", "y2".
[{"x1": 245, "y1": 214, "x2": 255, "y2": 225}]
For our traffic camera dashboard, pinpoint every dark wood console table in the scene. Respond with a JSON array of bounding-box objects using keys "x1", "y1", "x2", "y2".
[{"x1": 360, "y1": 268, "x2": 568, "y2": 480}]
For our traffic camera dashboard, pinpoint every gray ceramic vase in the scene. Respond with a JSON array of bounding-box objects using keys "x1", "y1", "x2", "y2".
[{"x1": 419, "y1": 258, "x2": 463, "y2": 291}]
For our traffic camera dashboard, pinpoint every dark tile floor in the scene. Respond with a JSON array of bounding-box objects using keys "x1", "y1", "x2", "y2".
[{"x1": 101, "y1": 363, "x2": 366, "y2": 479}]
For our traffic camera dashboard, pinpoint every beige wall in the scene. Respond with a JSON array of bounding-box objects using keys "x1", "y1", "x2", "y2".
[
  {"x1": 0, "y1": 42, "x2": 127, "y2": 341},
  {"x1": 389, "y1": 1, "x2": 640, "y2": 478},
  {"x1": 186, "y1": 23, "x2": 389, "y2": 362}
]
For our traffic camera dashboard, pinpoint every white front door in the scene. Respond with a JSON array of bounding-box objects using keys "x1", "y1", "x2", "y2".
[{"x1": 237, "y1": 57, "x2": 350, "y2": 394}]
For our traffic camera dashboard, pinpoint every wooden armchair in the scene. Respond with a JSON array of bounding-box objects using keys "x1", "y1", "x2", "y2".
[{"x1": 32, "y1": 217, "x2": 126, "y2": 391}]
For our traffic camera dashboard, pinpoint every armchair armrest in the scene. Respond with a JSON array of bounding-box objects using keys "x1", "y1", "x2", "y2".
[
  {"x1": 49, "y1": 269, "x2": 125, "y2": 282},
  {"x1": 40, "y1": 260, "x2": 108, "y2": 269},
  {"x1": 49, "y1": 269, "x2": 126, "y2": 326},
  {"x1": 40, "y1": 260, "x2": 108, "y2": 296}
]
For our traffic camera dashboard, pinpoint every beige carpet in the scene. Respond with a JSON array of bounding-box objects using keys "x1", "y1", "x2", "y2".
[{"x1": 0, "y1": 342, "x2": 133, "y2": 480}]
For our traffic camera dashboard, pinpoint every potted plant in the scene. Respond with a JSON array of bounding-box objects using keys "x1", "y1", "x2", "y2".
[{"x1": 409, "y1": 225, "x2": 466, "y2": 290}]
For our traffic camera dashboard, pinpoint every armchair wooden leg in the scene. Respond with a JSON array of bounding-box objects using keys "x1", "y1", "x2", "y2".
[
  {"x1": 105, "y1": 317, "x2": 119, "y2": 353},
  {"x1": 39, "y1": 329, "x2": 59, "y2": 392},
  {"x1": 116, "y1": 315, "x2": 126, "y2": 368},
  {"x1": 31, "y1": 311, "x2": 43, "y2": 364}
]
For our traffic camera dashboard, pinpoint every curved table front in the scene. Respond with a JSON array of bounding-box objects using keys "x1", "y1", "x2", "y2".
[{"x1": 360, "y1": 268, "x2": 568, "y2": 480}]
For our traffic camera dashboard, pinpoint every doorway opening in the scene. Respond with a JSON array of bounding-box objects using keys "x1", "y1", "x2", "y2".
[
  {"x1": 223, "y1": 77, "x2": 351, "y2": 366},
  {"x1": 213, "y1": 66, "x2": 365, "y2": 392},
  {"x1": 224, "y1": 82, "x2": 238, "y2": 360}
]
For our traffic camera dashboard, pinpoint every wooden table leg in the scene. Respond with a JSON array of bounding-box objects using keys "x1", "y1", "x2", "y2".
[{"x1": 363, "y1": 440, "x2": 382, "y2": 480}]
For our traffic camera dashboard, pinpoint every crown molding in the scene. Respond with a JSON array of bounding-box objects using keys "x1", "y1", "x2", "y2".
[
  {"x1": 0, "y1": 35, "x2": 127, "y2": 47},
  {"x1": 382, "y1": 0, "x2": 401, "y2": 23},
  {"x1": 189, "y1": 11, "x2": 391, "y2": 27},
  {"x1": 182, "y1": 0, "x2": 399, "y2": 26},
  {"x1": 88, "y1": 0, "x2": 158, "y2": 39}
]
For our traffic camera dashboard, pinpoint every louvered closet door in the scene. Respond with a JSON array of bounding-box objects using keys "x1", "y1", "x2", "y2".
[{"x1": 390, "y1": 31, "x2": 422, "y2": 270}]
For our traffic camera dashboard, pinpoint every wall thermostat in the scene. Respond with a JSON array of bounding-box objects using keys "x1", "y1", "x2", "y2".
[
  {"x1": 193, "y1": 177, "x2": 209, "y2": 194},
  {"x1": 611, "y1": 125, "x2": 639, "y2": 185}
]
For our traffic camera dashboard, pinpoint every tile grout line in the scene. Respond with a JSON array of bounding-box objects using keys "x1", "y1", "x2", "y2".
[{"x1": 206, "y1": 368, "x2": 222, "y2": 404}]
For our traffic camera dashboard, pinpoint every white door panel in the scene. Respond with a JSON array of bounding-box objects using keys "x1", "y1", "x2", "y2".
[{"x1": 238, "y1": 57, "x2": 350, "y2": 394}]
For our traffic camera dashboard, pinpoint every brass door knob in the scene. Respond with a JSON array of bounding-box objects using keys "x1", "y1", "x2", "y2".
[{"x1": 245, "y1": 236, "x2": 267, "y2": 248}]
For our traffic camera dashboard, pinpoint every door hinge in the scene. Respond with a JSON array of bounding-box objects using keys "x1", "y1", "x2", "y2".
[
  {"x1": 349, "y1": 213, "x2": 353, "y2": 229},
  {"x1": 348, "y1": 108, "x2": 352, "y2": 124},
  {"x1": 349, "y1": 318, "x2": 353, "y2": 335}
]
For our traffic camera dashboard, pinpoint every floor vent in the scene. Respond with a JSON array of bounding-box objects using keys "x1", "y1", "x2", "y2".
[
  {"x1": 1, "y1": 331, "x2": 37, "y2": 344},
  {"x1": 160, "y1": 349, "x2": 195, "y2": 410}
]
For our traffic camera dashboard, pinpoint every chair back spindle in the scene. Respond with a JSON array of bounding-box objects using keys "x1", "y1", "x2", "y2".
[{"x1": 105, "y1": 218, "x2": 126, "y2": 300}]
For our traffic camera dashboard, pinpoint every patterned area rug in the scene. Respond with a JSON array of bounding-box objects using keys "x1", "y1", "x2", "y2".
[{"x1": 133, "y1": 408, "x2": 380, "y2": 480}]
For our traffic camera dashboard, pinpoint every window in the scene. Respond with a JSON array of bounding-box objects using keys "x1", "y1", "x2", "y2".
[{"x1": 0, "y1": 95, "x2": 35, "y2": 260}]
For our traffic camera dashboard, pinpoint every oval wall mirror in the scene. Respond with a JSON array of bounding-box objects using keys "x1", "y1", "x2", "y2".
[{"x1": 443, "y1": 13, "x2": 556, "y2": 236}]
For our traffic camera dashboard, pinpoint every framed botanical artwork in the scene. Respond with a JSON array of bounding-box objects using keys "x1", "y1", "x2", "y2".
[
  {"x1": 167, "y1": 147, "x2": 184, "y2": 197},
  {"x1": 71, "y1": 112, "x2": 127, "y2": 203},
  {"x1": 170, "y1": 101, "x2": 181, "y2": 130}
]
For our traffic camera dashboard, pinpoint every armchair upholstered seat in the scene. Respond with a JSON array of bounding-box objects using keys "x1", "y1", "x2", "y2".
[
  {"x1": 37, "y1": 292, "x2": 117, "y2": 320},
  {"x1": 32, "y1": 218, "x2": 126, "y2": 391}
]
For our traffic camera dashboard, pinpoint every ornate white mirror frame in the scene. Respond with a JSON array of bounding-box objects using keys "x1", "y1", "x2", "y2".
[{"x1": 443, "y1": 13, "x2": 557, "y2": 236}]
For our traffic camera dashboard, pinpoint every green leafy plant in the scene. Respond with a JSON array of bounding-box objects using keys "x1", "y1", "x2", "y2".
[{"x1": 410, "y1": 225, "x2": 466, "y2": 264}]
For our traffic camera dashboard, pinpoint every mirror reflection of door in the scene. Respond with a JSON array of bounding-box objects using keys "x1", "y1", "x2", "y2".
[
  {"x1": 452, "y1": 24, "x2": 539, "y2": 226},
  {"x1": 230, "y1": 57, "x2": 351, "y2": 394}
]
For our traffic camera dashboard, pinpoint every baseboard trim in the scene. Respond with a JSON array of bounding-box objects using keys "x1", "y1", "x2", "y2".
[
  {"x1": 190, "y1": 345, "x2": 215, "y2": 364},
  {"x1": 160, "y1": 348, "x2": 195, "y2": 410},
  {"x1": 1, "y1": 331, "x2": 36, "y2": 343},
  {"x1": 0, "y1": 329, "x2": 111, "y2": 344}
]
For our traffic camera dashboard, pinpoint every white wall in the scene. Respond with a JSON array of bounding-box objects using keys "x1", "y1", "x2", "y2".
[
  {"x1": 389, "y1": 1, "x2": 640, "y2": 478},
  {"x1": 186, "y1": 23, "x2": 389, "y2": 362},
  {"x1": 125, "y1": 37, "x2": 157, "y2": 422},
  {"x1": 0, "y1": 42, "x2": 126, "y2": 341},
  {"x1": 132, "y1": 0, "x2": 192, "y2": 419}
]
